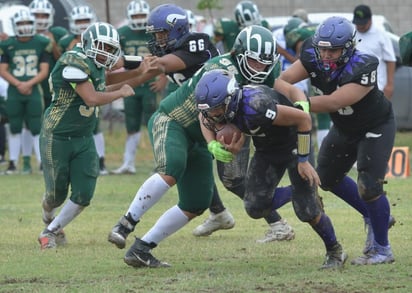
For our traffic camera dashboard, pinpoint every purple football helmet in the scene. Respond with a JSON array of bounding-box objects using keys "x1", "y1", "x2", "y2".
[
  {"x1": 195, "y1": 69, "x2": 241, "y2": 131},
  {"x1": 312, "y1": 16, "x2": 356, "y2": 73},
  {"x1": 146, "y1": 4, "x2": 189, "y2": 56}
]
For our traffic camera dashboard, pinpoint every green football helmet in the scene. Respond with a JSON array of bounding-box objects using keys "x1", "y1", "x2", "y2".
[
  {"x1": 234, "y1": 1, "x2": 261, "y2": 29},
  {"x1": 231, "y1": 25, "x2": 279, "y2": 83},
  {"x1": 81, "y1": 22, "x2": 121, "y2": 70}
]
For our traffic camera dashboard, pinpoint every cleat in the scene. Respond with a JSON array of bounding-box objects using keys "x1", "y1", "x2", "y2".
[
  {"x1": 99, "y1": 168, "x2": 109, "y2": 176},
  {"x1": 38, "y1": 229, "x2": 57, "y2": 250},
  {"x1": 192, "y1": 210, "x2": 235, "y2": 236},
  {"x1": 256, "y1": 219, "x2": 295, "y2": 243},
  {"x1": 42, "y1": 217, "x2": 67, "y2": 246},
  {"x1": 320, "y1": 243, "x2": 348, "y2": 270},
  {"x1": 55, "y1": 230, "x2": 67, "y2": 246},
  {"x1": 124, "y1": 238, "x2": 170, "y2": 268},
  {"x1": 110, "y1": 165, "x2": 136, "y2": 175},
  {"x1": 352, "y1": 242, "x2": 394, "y2": 265},
  {"x1": 363, "y1": 215, "x2": 396, "y2": 255},
  {"x1": 108, "y1": 215, "x2": 137, "y2": 249},
  {"x1": 5, "y1": 161, "x2": 17, "y2": 175}
]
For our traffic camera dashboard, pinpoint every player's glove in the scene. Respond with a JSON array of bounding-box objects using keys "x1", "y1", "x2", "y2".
[
  {"x1": 207, "y1": 140, "x2": 234, "y2": 163},
  {"x1": 294, "y1": 100, "x2": 310, "y2": 113}
]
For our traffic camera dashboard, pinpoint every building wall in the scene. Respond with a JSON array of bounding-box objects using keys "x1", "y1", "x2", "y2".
[{"x1": 85, "y1": 0, "x2": 412, "y2": 36}]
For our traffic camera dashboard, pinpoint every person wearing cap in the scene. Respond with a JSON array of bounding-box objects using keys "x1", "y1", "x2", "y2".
[
  {"x1": 353, "y1": 4, "x2": 396, "y2": 99},
  {"x1": 292, "y1": 8, "x2": 309, "y2": 23}
]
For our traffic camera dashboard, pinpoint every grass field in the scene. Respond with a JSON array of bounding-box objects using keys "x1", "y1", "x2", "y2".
[{"x1": 0, "y1": 123, "x2": 411, "y2": 292}]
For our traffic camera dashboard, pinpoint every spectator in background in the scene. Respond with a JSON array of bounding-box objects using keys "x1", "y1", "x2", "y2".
[
  {"x1": 292, "y1": 8, "x2": 309, "y2": 23},
  {"x1": 353, "y1": 4, "x2": 396, "y2": 99}
]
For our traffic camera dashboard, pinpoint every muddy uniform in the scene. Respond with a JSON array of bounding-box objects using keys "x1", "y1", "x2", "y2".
[{"x1": 40, "y1": 45, "x2": 105, "y2": 207}]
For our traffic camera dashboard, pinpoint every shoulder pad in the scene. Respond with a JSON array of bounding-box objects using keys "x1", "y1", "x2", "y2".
[{"x1": 62, "y1": 66, "x2": 88, "y2": 83}]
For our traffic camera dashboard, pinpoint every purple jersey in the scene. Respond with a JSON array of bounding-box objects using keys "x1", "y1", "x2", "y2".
[
  {"x1": 300, "y1": 38, "x2": 392, "y2": 135},
  {"x1": 231, "y1": 84, "x2": 297, "y2": 153}
]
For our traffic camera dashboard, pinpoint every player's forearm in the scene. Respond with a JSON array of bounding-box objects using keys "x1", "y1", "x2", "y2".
[
  {"x1": 0, "y1": 70, "x2": 21, "y2": 87},
  {"x1": 27, "y1": 68, "x2": 49, "y2": 87}
]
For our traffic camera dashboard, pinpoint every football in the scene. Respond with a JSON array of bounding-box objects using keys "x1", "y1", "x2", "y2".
[{"x1": 216, "y1": 123, "x2": 242, "y2": 145}]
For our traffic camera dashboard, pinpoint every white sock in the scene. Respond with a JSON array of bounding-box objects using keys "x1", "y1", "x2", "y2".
[
  {"x1": 33, "y1": 134, "x2": 41, "y2": 164},
  {"x1": 8, "y1": 133, "x2": 21, "y2": 162},
  {"x1": 21, "y1": 128, "x2": 33, "y2": 156},
  {"x1": 127, "y1": 173, "x2": 170, "y2": 222},
  {"x1": 124, "y1": 132, "x2": 141, "y2": 167},
  {"x1": 47, "y1": 200, "x2": 85, "y2": 233},
  {"x1": 142, "y1": 205, "x2": 189, "y2": 244},
  {"x1": 94, "y1": 132, "x2": 105, "y2": 158}
]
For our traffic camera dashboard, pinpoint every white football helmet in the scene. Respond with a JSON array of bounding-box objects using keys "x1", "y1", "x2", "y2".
[
  {"x1": 12, "y1": 7, "x2": 36, "y2": 37},
  {"x1": 81, "y1": 22, "x2": 121, "y2": 70},
  {"x1": 28, "y1": 0, "x2": 54, "y2": 31},
  {"x1": 126, "y1": 0, "x2": 150, "y2": 30},
  {"x1": 69, "y1": 5, "x2": 97, "y2": 35}
]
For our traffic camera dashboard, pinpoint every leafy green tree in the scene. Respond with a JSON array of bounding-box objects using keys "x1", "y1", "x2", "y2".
[{"x1": 197, "y1": 0, "x2": 222, "y2": 19}]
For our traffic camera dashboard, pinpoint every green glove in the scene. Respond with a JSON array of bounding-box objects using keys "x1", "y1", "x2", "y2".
[
  {"x1": 294, "y1": 100, "x2": 310, "y2": 113},
  {"x1": 207, "y1": 140, "x2": 234, "y2": 163}
]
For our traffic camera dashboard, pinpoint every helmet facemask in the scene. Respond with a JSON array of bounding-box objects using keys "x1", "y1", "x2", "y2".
[
  {"x1": 313, "y1": 16, "x2": 357, "y2": 77},
  {"x1": 29, "y1": 0, "x2": 54, "y2": 31},
  {"x1": 127, "y1": 0, "x2": 150, "y2": 30},
  {"x1": 82, "y1": 23, "x2": 121, "y2": 70},
  {"x1": 233, "y1": 25, "x2": 279, "y2": 84},
  {"x1": 13, "y1": 9, "x2": 36, "y2": 37},
  {"x1": 146, "y1": 4, "x2": 189, "y2": 56},
  {"x1": 195, "y1": 70, "x2": 241, "y2": 132},
  {"x1": 236, "y1": 50, "x2": 278, "y2": 84},
  {"x1": 69, "y1": 6, "x2": 96, "y2": 35}
]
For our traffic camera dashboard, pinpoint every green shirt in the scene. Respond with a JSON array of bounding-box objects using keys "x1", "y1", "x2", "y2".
[
  {"x1": 43, "y1": 46, "x2": 105, "y2": 137},
  {"x1": 158, "y1": 53, "x2": 279, "y2": 142}
]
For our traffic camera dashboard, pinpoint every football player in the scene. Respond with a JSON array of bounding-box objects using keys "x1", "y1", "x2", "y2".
[
  {"x1": 195, "y1": 69, "x2": 347, "y2": 270},
  {"x1": 38, "y1": 22, "x2": 134, "y2": 250},
  {"x1": 280, "y1": 16, "x2": 396, "y2": 265},
  {"x1": 0, "y1": 7, "x2": 52, "y2": 175},
  {"x1": 57, "y1": 5, "x2": 109, "y2": 175},
  {"x1": 107, "y1": 24, "x2": 309, "y2": 268}
]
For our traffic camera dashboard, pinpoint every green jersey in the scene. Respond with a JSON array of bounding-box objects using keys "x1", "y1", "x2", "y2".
[
  {"x1": 57, "y1": 33, "x2": 78, "y2": 53},
  {"x1": 0, "y1": 34, "x2": 52, "y2": 83},
  {"x1": 41, "y1": 26, "x2": 69, "y2": 107},
  {"x1": 214, "y1": 18, "x2": 240, "y2": 53},
  {"x1": 214, "y1": 18, "x2": 272, "y2": 53},
  {"x1": 118, "y1": 25, "x2": 153, "y2": 89},
  {"x1": 158, "y1": 53, "x2": 279, "y2": 142},
  {"x1": 44, "y1": 46, "x2": 105, "y2": 137}
]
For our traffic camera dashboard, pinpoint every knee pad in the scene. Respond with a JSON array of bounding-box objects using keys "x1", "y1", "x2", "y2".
[
  {"x1": 358, "y1": 171, "x2": 384, "y2": 201},
  {"x1": 292, "y1": 191, "x2": 323, "y2": 223},
  {"x1": 244, "y1": 198, "x2": 271, "y2": 219}
]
